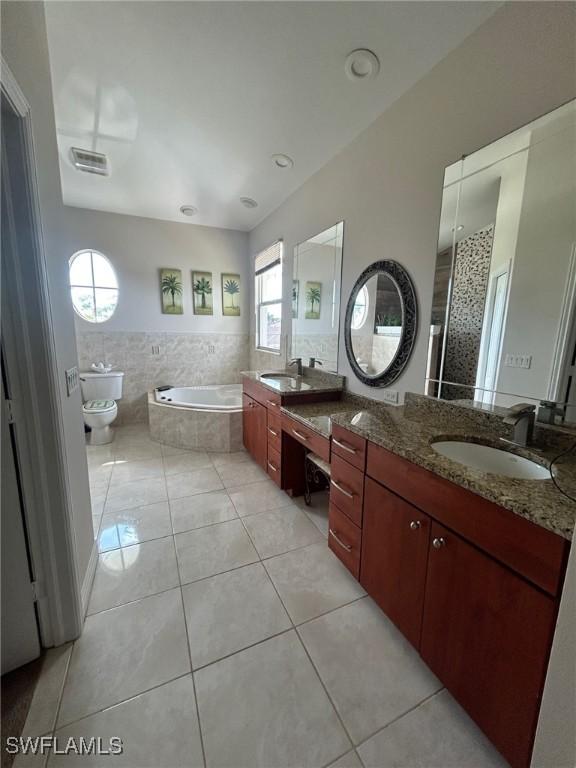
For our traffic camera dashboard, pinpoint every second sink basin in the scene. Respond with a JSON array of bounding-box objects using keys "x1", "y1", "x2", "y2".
[{"x1": 431, "y1": 440, "x2": 550, "y2": 481}]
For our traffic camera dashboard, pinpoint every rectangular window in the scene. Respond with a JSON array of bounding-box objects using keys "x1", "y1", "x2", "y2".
[{"x1": 255, "y1": 241, "x2": 283, "y2": 352}]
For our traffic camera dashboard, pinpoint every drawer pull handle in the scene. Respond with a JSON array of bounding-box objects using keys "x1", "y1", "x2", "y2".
[
  {"x1": 432, "y1": 537, "x2": 446, "y2": 549},
  {"x1": 267, "y1": 400, "x2": 278, "y2": 408},
  {"x1": 292, "y1": 429, "x2": 309, "y2": 442},
  {"x1": 329, "y1": 528, "x2": 352, "y2": 552},
  {"x1": 268, "y1": 428, "x2": 278, "y2": 437},
  {"x1": 267, "y1": 461, "x2": 278, "y2": 473},
  {"x1": 333, "y1": 438, "x2": 357, "y2": 455},
  {"x1": 409, "y1": 520, "x2": 421, "y2": 530},
  {"x1": 331, "y1": 479, "x2": 354, "y2": 499}
]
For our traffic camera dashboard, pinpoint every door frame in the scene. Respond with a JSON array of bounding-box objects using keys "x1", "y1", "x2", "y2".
[{"x1": 2, "y1": 58, "x2": 83, "y2": 646}]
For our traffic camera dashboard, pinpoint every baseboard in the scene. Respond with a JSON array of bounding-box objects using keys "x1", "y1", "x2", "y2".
[{"x1": 80, "y1": 541, "x2": 98, "y2": 617}]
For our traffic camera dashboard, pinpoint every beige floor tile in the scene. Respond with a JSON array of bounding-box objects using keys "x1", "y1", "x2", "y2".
[
  {"x1": 328, "y1": 751, "x2": 364, "y2": 768},
  {"x1": 170, "y1": 490, "x2": 237, "y2": 534},
  {"x1": 182, "y1": 562, "x2": 291, "y2": 668},
  {"x1": 109, "y1": 457, "x2": 164, "y2": 487},
  {"x1": 58, "y1": 589, "x2": 190, "y2": 727},
  {"x1": 243, "y1": 505, "x2": 324, "y2": 559},
  {"x1": 298, "y1": 598, "x2": 442, "y2": 745},
  {"x1": 104, "y1": 476, "x2": 167, "y2": 514},
  {"x1": 88, "y1": 537, "x2": 179, "y2": 614},
  {"x1": 265, "y1": 542, "x2": 366, "y2": 624},
  {"x1": 175, "y1": 519, "x2": 258, "y2": 584},
  {"x1": 166, "y1": 468, "x2": 223, "y2": 500},
  {"x1": 228, "y1": 479, "x2": 295, "y2": 517},
  {"x1": 209, "y1": 450, "x2": 250, "y2": 468},
  {"x1": 194, "y1": 631, "x2": 351, "y2": 768},
  {"x1": 163, "y1": 451, "x2": 213, "y2": 476},
  {"x1": 51, "y1": 676, "x2": 204, "y2": 768},
  {"x1": 216, "y1": 461, "x2": 268, "y2": 488},
  {"x1": 358, "y1": 689, "x2": 507, "y2": 768},
  {"x1": 97, "y1": 501, "x2": 172, "y2": 552}
]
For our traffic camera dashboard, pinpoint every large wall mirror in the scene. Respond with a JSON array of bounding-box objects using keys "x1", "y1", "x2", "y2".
[
  {"x1": 427, "y1": 99, "x2": 576, "y2": 423},
  {"x1": 291, "y1": 222, "x2": 343, "y2": 372},
  {"x1": 344, "y1": 261, "x2": 418, "y2": 387}
]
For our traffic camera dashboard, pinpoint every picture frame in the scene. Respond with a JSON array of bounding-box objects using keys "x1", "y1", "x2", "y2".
[
  {"x1": 160, "y1": 268, "x2": 183, "y2": 314},
  {"x1": 221, "y1": 273, "x2": 241, "y2": 316},
  {"x1": 305, "y1": 281, "x2": 321, "y2": 320},
  {"x1": 192, "y1": 271, "x2": 213, "y2": 315}
]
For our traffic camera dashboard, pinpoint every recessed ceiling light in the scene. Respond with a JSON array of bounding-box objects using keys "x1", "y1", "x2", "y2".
[
  {"x1": 180, "y1": 205, "x2": 198, "y2": 217},
  {"x1": 240, "y1": 197, "x2": 258, "y2": 209},
  {"x1": 345, "y1": 49, "x2": 380, "y2": 81},
  {"x1": 272, "y1": 154, "x2": 294, "y2": 169}
]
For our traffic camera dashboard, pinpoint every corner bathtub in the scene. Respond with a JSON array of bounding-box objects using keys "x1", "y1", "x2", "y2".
[{"x1": 148, "y1": 384, "x2": 243, "y2": 453}]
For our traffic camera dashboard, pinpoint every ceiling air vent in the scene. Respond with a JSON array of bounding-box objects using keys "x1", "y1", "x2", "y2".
[{"x1": 70, "y1": 147, "x2": 109, "y2": 176}]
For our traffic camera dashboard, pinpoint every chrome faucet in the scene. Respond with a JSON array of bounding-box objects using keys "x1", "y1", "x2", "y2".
[
  {"x1": 308, "y1": 357, "x2": 323, "y2": 369},
  {"x1": 537, "y1": 400, "x2": 565, "y2": 425},
  {"x1": 501, "y1": 403, "x2": 536, "y2": 447},
  {"x1": 288, "y1": 358, "x2": 303, "y2": 376}
]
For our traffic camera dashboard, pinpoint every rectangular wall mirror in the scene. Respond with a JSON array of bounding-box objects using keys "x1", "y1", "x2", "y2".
[
  {"x1": 291, "y1": 221, "x2": 344, "y2": 372},
  {"x1": 427, "y1": 99, "x2": 576, "y2": 423}
]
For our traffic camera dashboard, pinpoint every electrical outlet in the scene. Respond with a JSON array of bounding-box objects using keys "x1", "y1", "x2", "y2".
[
  {"x1": 381, "y1": 389, "x2": 399, "y2": 404},
  {"x1": 504, "y1": 354, "x2": 532, "y2": 369},
  {"x1": 65, "y1": 366, "x2": 79, "y2": 396},
  {"x1": 208, "y1": 344, "x2": 216, "y2": 354},
  {"x1": 151, "y1": 345, "x2": 161, "y2": 355}
]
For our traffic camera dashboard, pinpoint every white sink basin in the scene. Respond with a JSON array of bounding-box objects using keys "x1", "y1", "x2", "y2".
[{"x1": 431, "y1": 440, "x2": 550, "y2": 481}]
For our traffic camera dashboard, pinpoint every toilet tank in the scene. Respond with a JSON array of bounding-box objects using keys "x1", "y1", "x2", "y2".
[{"x1": 80, "y1": 371, "x2": 124, "y2": 401}]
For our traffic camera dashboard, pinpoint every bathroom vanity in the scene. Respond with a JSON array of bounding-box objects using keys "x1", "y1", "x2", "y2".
[{"x1": 241, "y1": 375, "x2": 574, "y2": 768}]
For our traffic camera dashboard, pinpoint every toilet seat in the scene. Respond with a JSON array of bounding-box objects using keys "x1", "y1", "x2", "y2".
[{"x1": 83, "y1": 399, "x2": 116, "y2": 414}]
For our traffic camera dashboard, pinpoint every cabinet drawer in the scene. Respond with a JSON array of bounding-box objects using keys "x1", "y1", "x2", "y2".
[
  {"x1": 328, "y1": 503, "x2": 361, "y2": 578},
  {"x1": 267, "y1": 412, "x2": 282, "y2": 453},
  {"x1": 281, "y1": 413, "x2": 330, "y2": 462},
  {"x1": 267, "y1": 445, "x2": 282, "y2": 487},
  {"x1": 332, "y1": 424, "x2": 366, "y2": 471},
  {"x1": 330, "y1": 453, "x2": 364, "y2": 527},
  {"x1": 243, "y1": 376, "x2": 281, "y2": 410}
]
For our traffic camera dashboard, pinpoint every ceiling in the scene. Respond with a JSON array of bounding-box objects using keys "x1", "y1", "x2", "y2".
[{"x1": 45, "y1": 2, "x2": 499, "y2": 232}]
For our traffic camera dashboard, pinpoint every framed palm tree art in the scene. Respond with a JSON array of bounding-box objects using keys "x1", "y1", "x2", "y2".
[
  {"x1": 193, "y1": 271, "x2": 213, "y2": 315},
  {"x1": 221, "y1": 273, "x2": 241, "y2": 316},
  {"x1": 305, "y1": 281, "x2": 321, "y2": 319},
  {"x1": 160, "y1": 268, "x2": 184, "y2": 314}
]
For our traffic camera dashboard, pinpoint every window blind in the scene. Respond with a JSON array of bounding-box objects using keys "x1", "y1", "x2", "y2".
[{"x1": 255, "y1": 240, "x2": 282, "y2": 275}]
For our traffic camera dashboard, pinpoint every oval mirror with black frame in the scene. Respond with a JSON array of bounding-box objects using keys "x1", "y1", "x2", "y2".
[{"x1": 344, "y1": 260, "x2": 417, "y2": 387}]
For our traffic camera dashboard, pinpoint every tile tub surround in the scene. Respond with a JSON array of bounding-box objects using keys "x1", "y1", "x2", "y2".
[
  {"x1": 76, "y1": 330, "x2": 250, "y2": 424},
  {"x1": 148, "y1": 391, "x2": 243, "y2": 452},
  {"x1": 281, "y1": 392, "x2": 576, "y2": 539},
  {"x1": 40, "y1": 422, "x2": 508, "y2": 767}
]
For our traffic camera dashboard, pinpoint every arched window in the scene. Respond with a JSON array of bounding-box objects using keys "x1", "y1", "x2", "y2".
[
  {"x1": 69, "y1": 250, "x2": 118, "y2": 323},
  {"x1": 351, "y1": 284, "x2": 369, "y2": 330}
]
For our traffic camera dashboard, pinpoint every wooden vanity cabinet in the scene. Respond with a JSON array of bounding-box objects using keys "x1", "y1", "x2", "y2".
[
  {"x1": 242, "y1": 394, "x2": 267, "y2": 470},
  {"x1": 360, "y1": 441, "x2": 569, "y2": 768},
  {"x1": 421, "y1": 522, "x2": 557, "y2": 768},
  {"x1": 360, "y1": 478, "x2": 431, "y2": 648}
]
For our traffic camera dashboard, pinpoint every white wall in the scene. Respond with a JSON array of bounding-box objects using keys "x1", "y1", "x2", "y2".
[
  {"x1": 63, "y1": 207, "x2": 249, "y2": 334},
  {"x1": 1, "y1": 2, "x2": 95, "y2": 596},
  {"x1": 248, "y1": 2, "x2": 576, "y2": 402}
]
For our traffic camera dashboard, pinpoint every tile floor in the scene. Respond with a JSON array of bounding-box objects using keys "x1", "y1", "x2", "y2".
[{"x1": 18, "y1": 425, "x2": 508, "y2": 767}]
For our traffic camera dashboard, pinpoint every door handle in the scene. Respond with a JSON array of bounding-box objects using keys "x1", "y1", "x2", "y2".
[
  {"x1": 330, "y1": 479, "x2": 354, "y2": 499},
  {"x1": 268, "y1": 428, "x2": 278, "y2": 437},
  {"x1": 329, "y1": 528, "x2": 352, "y2": 552},
  {"x1": 432, "y1": 537, "x2": 446, "y2": 549},
  {"x1": 409, "y1": 520, "x2": 421, "y2": 530},
  {"x1": 267, "y1": 461, "x2": 278, "y2": 473},
  {"x1": 332, "y1": 438, "x2": 357, "y2": 455},
  {"x1": 292, "y1": 429, "x2": 308, "y2": 442}
]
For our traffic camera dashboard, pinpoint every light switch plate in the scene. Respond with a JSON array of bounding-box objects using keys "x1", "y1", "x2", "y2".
[
  {"x1": 381, "y1": 389, "x2": 399, "y2": 404},
  {"x1": 65, "y1": 366, "x2": 79, "y2": 396}
]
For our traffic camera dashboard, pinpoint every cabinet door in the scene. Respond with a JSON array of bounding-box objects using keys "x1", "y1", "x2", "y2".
[
  {"x1": 421, "y1": 522, "x2": 556, "y2": 768},
  {"x1": 242, "y1": 394, "x2": 254, "y2": 455},
  {"x1": 360, "y1": 478, "x2": 431, "y2": 648}
]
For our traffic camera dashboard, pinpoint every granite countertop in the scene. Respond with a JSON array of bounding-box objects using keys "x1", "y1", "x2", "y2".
[
  {"x1": 282, "y1": 398, "x2": 576, "y2": 541},
  {"x1": 241, "y1": 370, "x2": 344, "y2": 396}
]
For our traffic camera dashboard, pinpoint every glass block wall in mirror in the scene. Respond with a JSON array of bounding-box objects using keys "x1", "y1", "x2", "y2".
[
  {"x1": 426, "y1": 99, "x2": 576, "y2": 424},
  {"x1": 291, "y1": 222, "x2": 343, "y2": 372}
]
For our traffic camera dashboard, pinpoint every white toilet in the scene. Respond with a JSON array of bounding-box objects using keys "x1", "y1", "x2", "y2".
[{"x1": 80, "y1": 371, "x2": 124, "y2": 445}]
